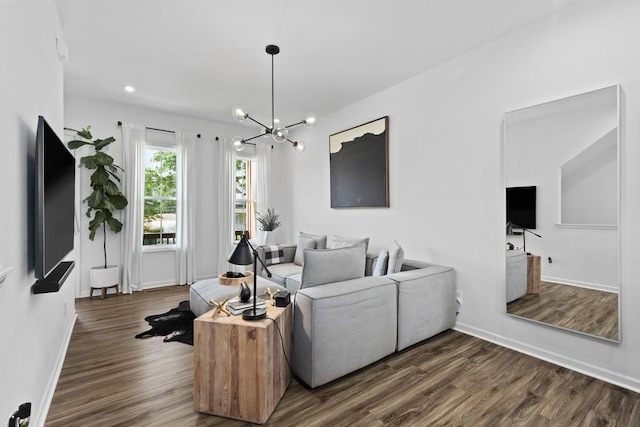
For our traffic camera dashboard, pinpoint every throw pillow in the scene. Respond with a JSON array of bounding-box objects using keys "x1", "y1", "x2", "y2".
[
  {"x1": 299, "y1": 231, "x2": 327, "y2": 249},
  {"x1": 294, "y1": 237, "x2": 316, "y2": 266},
  {"x1": 300, "y1": 244, "x2": 366, "y2": 289},
  {"x1": 262, "y1": 245, "x2": 285, "y2": 266},
  {"x1": 387, "y1": 241, "x2": 405, "y2": 274},
  {"x1": 372, "y1": 248, "x2": 389, "y2": 276},
  {"x1": 331, "y1": 235, "x2": 370, "y2": 253}
]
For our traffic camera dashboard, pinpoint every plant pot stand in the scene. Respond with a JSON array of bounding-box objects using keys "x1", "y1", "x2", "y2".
[{"x1": 90, "y1": 265, "x2": 120, "y2": 300}]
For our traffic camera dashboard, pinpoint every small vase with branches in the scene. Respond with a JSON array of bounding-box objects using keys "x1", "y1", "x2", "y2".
[{"x1": 256, "y1": 208, "x2": 281, "y2": 245}]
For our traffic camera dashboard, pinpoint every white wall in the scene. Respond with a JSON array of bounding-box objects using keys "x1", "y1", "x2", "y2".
[
  {"x1": 64, "y1": 97, "x2": 289, "y2": 296},
  {"x1": 284, "y1": 0, "x2": 640, "y2": 391},
  {"x1": 0, "y1": 0, "x2": 77, "y2": 425}
]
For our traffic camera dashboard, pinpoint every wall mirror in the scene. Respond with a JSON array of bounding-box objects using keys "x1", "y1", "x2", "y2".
[{"x1": 504, "y1": 85, "x2": 620, "y2": 342}]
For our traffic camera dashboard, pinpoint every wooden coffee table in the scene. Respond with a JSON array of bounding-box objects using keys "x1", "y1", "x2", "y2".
[{"x1": 194, "y1": 303, "x2": 292, "y2": 424}]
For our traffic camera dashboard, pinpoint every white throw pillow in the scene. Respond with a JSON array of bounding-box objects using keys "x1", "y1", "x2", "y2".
[
  {"x1": 294, "y1": 237, "x2": 316, "y2": 266},
  {"x1": 387, "y1": 241, "x2": 405, "y2": 274},
  {"x1": 299, "y1": 231, "x2": 327, "y2": 249},
  {"x1": 331, "y1": 235, "x2": 370, "y2": 253},
  {"x1": 372, "y1": 248, "x2": 389, "y2": 276}
]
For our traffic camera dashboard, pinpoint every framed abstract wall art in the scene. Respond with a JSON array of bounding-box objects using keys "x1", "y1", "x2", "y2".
[{"x1": 329, "y1": 116, "x2": 389, "y2": 208}]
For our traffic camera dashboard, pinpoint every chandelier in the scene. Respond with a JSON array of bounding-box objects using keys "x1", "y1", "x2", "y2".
[{"x1": 232, "y1": 45, "x2": 316, "y2": 153}]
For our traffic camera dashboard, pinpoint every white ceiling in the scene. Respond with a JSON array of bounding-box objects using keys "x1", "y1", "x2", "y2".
[{"x1": 55, "y1": 0, "x2": 589, "y2": 126}]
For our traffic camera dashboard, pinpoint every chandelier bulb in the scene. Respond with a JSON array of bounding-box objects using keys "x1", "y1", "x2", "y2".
[
  {"x1": 293, "y1": 140, "x2": 306, "y2": 152},
  {"x1": 232, "y1": 106, "x2": 249, "y2": 122},
  {"x1": 231, "y1": 136, "x2": 246, "y2": 151},
  {"x1": 303, "y1": 113, "x2": 317, "y2": 128},
  {"x1": 272, "y1": 127, "x2": 288, "y2": 143}
]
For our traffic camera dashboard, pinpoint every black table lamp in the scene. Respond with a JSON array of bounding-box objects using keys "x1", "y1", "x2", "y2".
[{"x1": 227, "y1": 235, "x2": 272, "y2": 321}]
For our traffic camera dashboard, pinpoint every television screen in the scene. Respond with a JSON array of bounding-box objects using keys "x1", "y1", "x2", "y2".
[
  {"x1": 506, "y1": 186, "x2": 536, "y2": 229},
  {"x1": 35, "y1": 116, "x2": 75, "y2": 279}
]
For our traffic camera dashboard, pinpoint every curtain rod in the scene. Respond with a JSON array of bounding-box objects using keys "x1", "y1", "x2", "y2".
[{"x1": 117, "y1": 121, "x2": 201, "y2": 138}]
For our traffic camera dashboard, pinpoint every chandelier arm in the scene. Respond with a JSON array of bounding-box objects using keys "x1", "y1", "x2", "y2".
[
  {"x1": 246, "y1": 115, "x2": 271, "y2": 130},
  {"x1": 284, "y1": 120, "x2": 305, "y2": 129},
  {"x1": 243, "y1": 134, "x2": 264, "y2": 143}
]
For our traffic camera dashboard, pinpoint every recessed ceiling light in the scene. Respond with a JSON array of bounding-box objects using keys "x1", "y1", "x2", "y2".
[{"x1": 124, "y1": 85, "x2": 135, "y2": 93}]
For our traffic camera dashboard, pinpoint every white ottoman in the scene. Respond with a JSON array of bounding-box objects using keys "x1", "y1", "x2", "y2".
[{"x1": 190, "y1": 276, "x2": 286, "y2": 317}]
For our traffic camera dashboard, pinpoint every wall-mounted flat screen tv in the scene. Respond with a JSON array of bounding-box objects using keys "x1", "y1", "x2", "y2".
[
  {"x1": 506, "y1": 186, "x2": 536, "y2": 229},
  {"x1": 35, "y1": 116, "x2": 75, "y2": 279}
]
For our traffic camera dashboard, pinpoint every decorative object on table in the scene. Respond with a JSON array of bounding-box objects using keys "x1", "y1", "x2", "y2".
[
  {"x1": 231, "y1": 44, "x2": 316, "y2": 153},
  {"x1": 226, "y1": 298, "x2": 268, "y2": 316},
  {"x1": 66, "y1": 125, "x2": 129, "y2": 294},
  {"x1": 208, "y1": 297, "x2": 231, "y2": 318},
  {"x1": 329, "y1": 116, "x2": 389, "y2": 208},
  {"x1": 274, "y1": 291, "x2": 291, "y2": 307},
  {"x1": 227, "y1": 235, "x2": 274, "y2": 320},
  {"x1": 218, "y1": 271, "x2": 254, "y2": 286},
  {"x1": 256, "y1": 208, "x2": 282, "y2": 245},
  {"x1": 239, "y1": 281, "x2": 251, "y2": 303},
  {"x1": 135, "y1": 300, "x2": 195, "y2": 345},
  {"x1": 265, "y1": 287, "x2": 281, "y2": 305}
]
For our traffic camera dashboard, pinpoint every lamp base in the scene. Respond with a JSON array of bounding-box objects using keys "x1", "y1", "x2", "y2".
[{"x1": 242, "y1": 307, "x2": 267, "y2": 321}]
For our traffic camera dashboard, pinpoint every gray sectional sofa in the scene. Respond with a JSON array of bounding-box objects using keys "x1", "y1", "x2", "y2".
[
  {"x1": 506, "y1": 250, "x2": 527, "y2": 303},
  {"x1": 256, "y1": 240, "x2": 457, "y2": 388}
]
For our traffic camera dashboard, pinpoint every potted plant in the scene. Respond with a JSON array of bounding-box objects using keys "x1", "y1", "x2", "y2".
[
  {"x1": 67, "y1": 126, "x2": 128, "y2": 298},
  {"x1": 256, "y1": 208, "x2": 282, "y2": 245}
]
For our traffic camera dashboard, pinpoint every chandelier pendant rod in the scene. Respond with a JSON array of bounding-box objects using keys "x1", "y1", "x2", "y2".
[{"x1": 271, "y1": 50, "x2": 275, "y2": 130}]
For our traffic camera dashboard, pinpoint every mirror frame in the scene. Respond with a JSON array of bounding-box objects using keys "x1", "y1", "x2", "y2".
[{"x1": 503, "y1": 84, "x2": 621, "y2": 343}]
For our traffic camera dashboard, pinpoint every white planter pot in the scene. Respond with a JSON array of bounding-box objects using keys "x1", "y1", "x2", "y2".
[
  {"x1": 260, "y1": 231, "x2": 271, "y2": 246},
  {"x1": 89, "y1": 265, "x2": 120, "y2": 299}
]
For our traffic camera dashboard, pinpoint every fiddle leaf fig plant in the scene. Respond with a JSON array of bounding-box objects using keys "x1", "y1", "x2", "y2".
[{"x1": 66, "y1": 125, "x2": 128, "y2": 268}]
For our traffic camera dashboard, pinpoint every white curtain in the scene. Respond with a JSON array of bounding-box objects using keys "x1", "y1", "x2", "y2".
[
  {"x1": 217, "y1": 137, "x2": 235, "y2": 274},
  {"x1": 176, "y1": 131, "x2": 198, "y2": 284},
  {"x1": 120, "y1": 122, "x2": 145, "y2": 293},
  {"x1": 256, "y1": 142, "x2": 272, "y2": 218}
]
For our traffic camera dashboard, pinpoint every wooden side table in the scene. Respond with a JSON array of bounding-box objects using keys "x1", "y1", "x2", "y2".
[
  {"x1": 526, "y1": 254, "x2": 541, "y2": 294},
  {"x1": 194, "y1": 303, "x2": 292, "y2": 424}
]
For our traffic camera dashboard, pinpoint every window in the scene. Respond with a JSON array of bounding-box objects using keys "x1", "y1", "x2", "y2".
[
  {"x1": 235, "y1": 157, "x2": 256, "y2": 242},
  {"x1": 144, "y1": 144, "x2": 177, "y2": 246}
]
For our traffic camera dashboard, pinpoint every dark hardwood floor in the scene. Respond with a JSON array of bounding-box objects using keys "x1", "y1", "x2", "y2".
[
  {"x1": 507, "y1": 281, "x2": 618, "y2": 341},
  {"x1": 46, "y1": 286, "x2": 639, "y2": 426}
]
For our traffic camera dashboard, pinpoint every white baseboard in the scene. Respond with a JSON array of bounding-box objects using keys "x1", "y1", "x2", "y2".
[
  {"x1": 541, "y1": 276, "x2": 618, "y2": 293},
  {"x1": 32, "y1": 311, "x2": 77, "y2": 427},
  {"x1": 453, "y1": 322, "x2": 640, "y2": 393}
]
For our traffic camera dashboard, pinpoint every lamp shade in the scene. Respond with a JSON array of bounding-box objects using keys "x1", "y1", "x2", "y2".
[{"x1": 228, "y1": 236, "x2": 254, "y2": 266}]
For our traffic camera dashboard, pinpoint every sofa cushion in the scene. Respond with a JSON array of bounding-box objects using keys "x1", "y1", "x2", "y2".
[
  {"x1": 373, "y1": 248, "x2": 389, "y2": 276},
  {"x1": 294, "y1": 237, "x2": 317, "y2": 266},
  {"x1": 285, "y1": 273, "x2": 302, "y2": 292},
  {"x1": 301, "y1": 244, "x2": 366, "y2": 289},
  {"x1": 300, "y1": 231, "x2": 327, "y2": 249},
  {"x1": 387, "y1": 241, "x2": 405, "y2": 274},
  {"x1": 331, "y1": 235, "x2": 370, "y2": 252},
  {"x1": 264, "y1": 263, "x2": 303, "y2": 287}
]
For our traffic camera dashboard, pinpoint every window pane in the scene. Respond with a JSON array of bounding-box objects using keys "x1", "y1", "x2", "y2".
[
  {"x1": 143, "y1": 199, "x2": 177, "y2": 245},
  {"x1": 235, "y1": 159, "x2": 247, "y2": 201},
  {"x1": 145, "y1": 149, "x2": 177, "y2": 198},
  {"x1": 234, "y1": 201, "x2": 247, "y2": 242}
]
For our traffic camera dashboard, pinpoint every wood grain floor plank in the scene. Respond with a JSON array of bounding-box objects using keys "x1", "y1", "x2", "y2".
[{"x1": 46, "y1": 286, "x2": 639, "y2": 426}]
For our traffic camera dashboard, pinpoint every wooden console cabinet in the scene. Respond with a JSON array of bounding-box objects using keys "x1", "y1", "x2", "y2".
[
  {"x1": 194, "y1": 303, "x2": 292, "y2": 424},
  {"x1": 526, "y1": 254, "x2": 541, "y2": 295}
]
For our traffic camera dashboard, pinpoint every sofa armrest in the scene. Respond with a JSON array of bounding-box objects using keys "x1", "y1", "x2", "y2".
[
  {"x1": 255, "y1": 243, "x2": 297, "y2": 277},
  {"x1": 388, "y1": 265, "x2": 457, "y2": 350},
  {"x1": 400, "y1": 258, "x2": 442, "y2": 271},
  {"x1": 293, "y1": 276, "x2": 397, "y2": 388}
]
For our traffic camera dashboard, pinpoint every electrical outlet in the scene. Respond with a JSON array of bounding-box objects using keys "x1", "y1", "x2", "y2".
[
  {"x1": 64, "y1": 302, "x2": 67, "y2": 315},
  {"x1": 547, "y1": 256, "x2": 554, "y2": 266}
]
